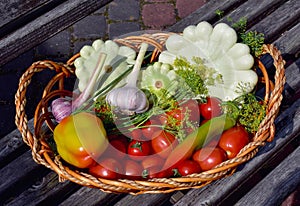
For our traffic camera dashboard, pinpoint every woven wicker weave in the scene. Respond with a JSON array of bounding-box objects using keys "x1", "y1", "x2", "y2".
[{"x1": 15, "y1": 34, "x2": 286, "y2": 194}]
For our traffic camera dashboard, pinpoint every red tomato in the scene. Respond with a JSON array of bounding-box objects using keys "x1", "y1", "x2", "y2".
[
  {"x1": 218, "y1": 125, "x2": 250, "y2": 159},
  {"x1": 156, "y1": 113, "x2": 169, "y2": 126},
  {"x1": 141, "y1": 155, "x2": 164, "y2": 170},
  {"x1": 151, "y1": 130, "x2": 179, "y2": 159},
  {"x1": 206, "y1": 138, "x2": 219, "y2": 148},
  {"x1": 142, "y1": 165, "x2": 173, "y2": 179},
  {"x1": 166, "y1": 108, "x2": 184, "y2": 126},
  {"x1": 199, "y1": 97, "x2": 223, "y2": 119},
  {"x1": 127, "y1": 140, "x2": 151, "y2": 161},
  {"x1": 89, "y1": 158, "x2": 123, "y2": 180},
  {"x1": 107, "y1": 133, "x2": 120, "y2": 141},
  {"x1": 104, "y1": 138, "x2": 128, "y2": 160},
  {"x1": 176, "y1": 160, "x2": 201, "y2": 176},
  {"x1": 129, "y1": 128, "x2": 143, "y2": 141},
  {"x1": 123, "y1": 159, "x2": 143, "y2": 179},
  {"x1": 142, "y1": 119, "x2": 162, "y2": 140},
  {"x1": 184, "y1": 126, "x2": 196, "y2": 136},
  {"x1": 141, "y1": 155, "x2": 172, "y2": 178},
  {"x1": 193, "y1": 147, "x2": 227, "y2": 171},
  {"x1": 180, "y1": 99, "x2": 201, "y2": 123}
]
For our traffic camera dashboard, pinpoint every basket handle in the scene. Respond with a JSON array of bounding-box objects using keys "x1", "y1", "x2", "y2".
[{"x1": 15, "y1": 60, "x2": 74, "y2": 148}]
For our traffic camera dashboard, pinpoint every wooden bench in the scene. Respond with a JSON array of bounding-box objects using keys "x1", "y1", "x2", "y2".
[
  {"x1": 0, "y1": 0, "x2": 112, "y2": 67},
  {"x1": 1, "y1": 0, "x2": 299, "y2": 205}
]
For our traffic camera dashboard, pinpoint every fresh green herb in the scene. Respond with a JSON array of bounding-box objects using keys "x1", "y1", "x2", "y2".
[
  {"x1": 173, "y1": 56, "x2": 222, "y2": 99},
  {"x1": 215, "y1": 9, "x2": 224, "y2": 18},
  {"x1": 240, "y1": 31, "x2": 265, "y2": 57},
  {"x1": 230, "y1": 17, "x2": 265, "y2": 57},
  {"x1": 223, "y1": 93, "x2": 266, "y2": 133},
  {"x1": 231, "y1": 17, "x2": 248, "y2": 33},
  {"x1": 94, "y1": 97, "x2": 115, "y2": 128},
  {"x1": 94, "y1": 82, "x2": 198, "y2": 141}
]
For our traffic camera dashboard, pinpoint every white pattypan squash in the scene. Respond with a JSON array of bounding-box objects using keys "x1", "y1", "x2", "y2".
[
  {"x1": 74, "y1": 40, "x2": 136, "y2": 92},
  {"x1": 159, "y1": 21, "x2": 258, "y2": 100}
]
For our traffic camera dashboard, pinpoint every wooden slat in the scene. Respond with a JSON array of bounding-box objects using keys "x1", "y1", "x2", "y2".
[
  {"x1": 113, "y1": 193, "x2": 174, "y2": 206},
  {"x1": 59, "y1": 188, "x2": 125, "y2": 206},
  {"x1": 274, "y1": 22, "x2": 300, "y2": 57},
  {"x1": 0, "y1": 120, "x2": 32, "y2": 168},
  {"x1": 281, "y1": 59, "x2": 300, "y2": 106},
  {"x1": 173, "y1": 98, "x2": 300, "y2": 206},
  {"x1": 0, "y1": 0, "x2": 62, "y2": 38},
  {"x1": 0, "y1": 0, "x2": 112, "y2": 67},
  {"x1": 168, "y1": 0, "x2": 299, "y2": 45},
  {"x1": 166, "y1": 0, "x2": 248, "y2": 32},
  {"x1": 235, "y1": 146, "x2": 300, "y2": 206},
  {"x1": 219, "y1": 0, "x2": 289, "y2": 27},
  {"x1": 250, "y1": 0, "x2": 300, "y2": 43},
  {"x1": 4, "y1": 172, "x2": 81, "y2": 206},
  {"x1": 0, "y1": 0, "x2": 48, "y2": 29},
  {"x1": 0, "y1": 151, "x2": 49, "y2": 205}
]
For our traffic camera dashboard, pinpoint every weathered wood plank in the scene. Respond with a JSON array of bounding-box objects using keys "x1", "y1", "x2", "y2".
[
  {"x1": 219, "y1": 0, "x2": 289, "y2": 27},
  {"x1": 0, "y1": 151, "x2": 49, "y2": 205},
  {"x1": 59, "y1": 187, "x2": 125, "y2": 206},
  {"x1": 3, "y1": 172, "x2": 81, "y2": 206},
  {"x1": 0, "y1": 0, "x2": 61, "y2": 38},
  {"x1": 250, "y1": 0, "x2": 300, "y2": 43},
  {"x1": 0, "y1": 0, "x2": 48, "y2": 28},
  {"x1": 166, "y1": 0, "x2": 248, "y2": 32},
  {"x1": 113, "y1": 193, "x2": 174, "y2": 206},
  {"x1": 235, "y1": 146, "x2": 300, "y2": 206},
  {"x1": 173, "y1": 98, "x2": 300, "y2": 205},
  {"x1": 0, "y1": 119, "x2": 32, "y2": 168},
  {"x1": 0, "y1": 0, "x2": 112, "y2": 67},
  {"x1": 168, "y1": 0, "x2": 298, "y2": 48},
  {"x1": 274, "y1": 22, "x2": 300, "y2": 57},
  {"x1": 281, "y1": 58, "x2": 300, "y2": 107}
]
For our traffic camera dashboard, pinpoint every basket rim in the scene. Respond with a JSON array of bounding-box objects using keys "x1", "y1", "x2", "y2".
[{"x1": 14, "y1": 33, "x2": 286, "y2": 194}]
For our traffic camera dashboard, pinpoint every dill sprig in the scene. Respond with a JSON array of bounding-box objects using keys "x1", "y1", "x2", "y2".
[
  {"x1": 231, "y1": 17, "x2": 265, "y2": 57},
  {"x1": 223, "y1": 93, "x2": 266, "y2": 133}
]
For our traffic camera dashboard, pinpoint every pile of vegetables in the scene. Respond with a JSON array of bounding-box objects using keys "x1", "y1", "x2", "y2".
[{"x1": 51, "y1": 21, "x2": 266, "y2": 179}]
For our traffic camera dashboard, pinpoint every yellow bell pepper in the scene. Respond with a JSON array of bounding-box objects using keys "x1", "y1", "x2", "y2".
[{"x1": 54, "y1": 112, "x2": 108, "y2": 168}]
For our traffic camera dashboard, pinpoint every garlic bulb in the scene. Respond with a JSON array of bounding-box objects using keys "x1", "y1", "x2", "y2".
[
  {"x1": 51, "y1": 98, "x2": 72, "y2": 123},
  {"x1": 106, "y1": 43, "x2": 149, "y2": 115}
]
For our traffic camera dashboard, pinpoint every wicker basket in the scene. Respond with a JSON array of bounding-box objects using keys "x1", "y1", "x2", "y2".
[{"x1": 15, "y1": 33, "x2": 286, "y2": 194}]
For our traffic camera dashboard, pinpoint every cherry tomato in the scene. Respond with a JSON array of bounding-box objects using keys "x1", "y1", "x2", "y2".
[
  {"x1": 127, "y1": 140, "x2": 151, "y2": 161},
  {"x1": 206, "y1": 138, "x2": 219, "y2": 148},
  {"x1": 141, "y1": 155, "x2": 164, "y2": 170},
  {"x1": 200, "y1": 97, "x2": 223, "y2": 119},
  {"x1": 123, "y1": 159, "x2": 143, "y2": 179},
  {"x1": 218, "y1": 125, "x2": 250, "y2": 159},
  {"x1": 129, "y1": 128, "x2": 143, "y2": 141},
  {"x1": 141, "y1": 155, "x2": 172, "y2": 178},
  {"x1": 176, "y1": 160, "x2": 201, "y2": 176},
  {"x1": 184, "y1": 126, "x2": 196, "y2": 136},
  {"x1": 103, "y1": 138, "x2": 128, "y2": 160},
  {"x1": 107, "y1": 133, "x2": 120, "y2": 141},
  {"x1": 89, "y1": 158, "x2": 123, "y2": 180},
  {"x1": 142, "y1": 165, "x2": 173, "y2": 179},
  {"x1": 193, "y1": 147, "x2": 227, "y2": 171},
  {"x1": 151, "y1": 130, "x2": 179, "y2": 158},
  {"x1": 180, "y1": 99, "x2": 201, "y2": 123},
  {"x1": 166, "y1": 108, "x2": 185, "y2": 126},
  {"x1": 156, "y1": 113, "x2": 169, "y2": 126},
  {"x1": 142, "y1": 119, "x2": 162, "y2": 140}
]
